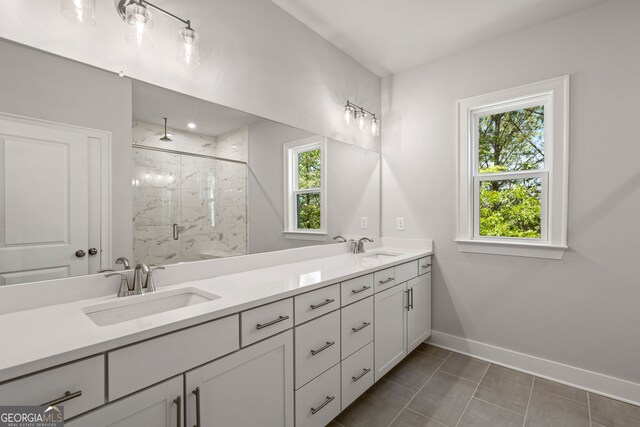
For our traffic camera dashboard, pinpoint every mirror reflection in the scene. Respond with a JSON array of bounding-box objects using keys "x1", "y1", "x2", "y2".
[{"x1": 0, "y1": 40, "x2": 380, "y2": 285}]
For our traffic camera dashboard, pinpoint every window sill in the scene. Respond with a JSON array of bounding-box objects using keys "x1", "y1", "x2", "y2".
[
  {"x1": 283, "y1": 231, "x2": 328, "y2": 242},
  {"x1": 455, "y1": 239, "x2": 567, "y2": 260}
]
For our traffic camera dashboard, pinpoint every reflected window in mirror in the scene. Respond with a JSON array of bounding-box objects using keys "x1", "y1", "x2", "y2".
[{"x1": 284, "y1": 136, "x2": 327, "y2": 238}]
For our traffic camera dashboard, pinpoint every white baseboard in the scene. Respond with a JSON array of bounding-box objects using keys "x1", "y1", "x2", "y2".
[{"x1": 428, "y1": 330, "x2": 640, "y2": 406}]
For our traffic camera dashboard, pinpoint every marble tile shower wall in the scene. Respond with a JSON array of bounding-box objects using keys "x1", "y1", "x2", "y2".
[{"x1": 132, "y1": 121, "x2": 248, "y2": 265}]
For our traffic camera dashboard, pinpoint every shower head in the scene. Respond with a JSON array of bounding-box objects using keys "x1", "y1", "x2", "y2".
[{"x1": 160, "y1": 117, "x2": 173, "y2": 142}]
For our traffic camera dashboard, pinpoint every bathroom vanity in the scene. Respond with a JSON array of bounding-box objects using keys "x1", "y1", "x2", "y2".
[{"x1": 0, "y1": 245, "x2": 432, "y2": 427}]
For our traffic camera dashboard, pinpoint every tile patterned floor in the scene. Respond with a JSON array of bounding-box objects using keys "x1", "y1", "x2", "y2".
[{"x1": 332, "y1": 344, "x2": 640, "y2": 427}]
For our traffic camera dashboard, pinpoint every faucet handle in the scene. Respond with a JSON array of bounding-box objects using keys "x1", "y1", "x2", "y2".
[
  {"x1": 144, "y1": 265, "x2": 164, "y2": 293},
  {"x1": 104, "y1": 272, "x2": 132, "y2": 298}
]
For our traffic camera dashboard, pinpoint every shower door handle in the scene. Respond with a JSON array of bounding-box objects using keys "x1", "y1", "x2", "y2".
[{"x1": 173, "y1": 224, "x2": 185, "y2": 240}]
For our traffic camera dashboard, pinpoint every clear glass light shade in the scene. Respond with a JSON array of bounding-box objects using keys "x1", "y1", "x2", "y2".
[
  {"x1": 61, "y1": 0, "x2": 96, "y2": 26},
  {"x1": 180, "y1": 27, "x2": 200, "y2": 67},
  {"x1": 357, "y1": 111, "x2": 366, "y2": 130},
  {"x1": 125, "y1": 2, "x2": 153, "y2": 48},
  {"x1": 344, "y1": 106, "x2": 353, "y2": 124},
  {"x1": 370, "y1": 117, "x2": 380, "y2": 137}
]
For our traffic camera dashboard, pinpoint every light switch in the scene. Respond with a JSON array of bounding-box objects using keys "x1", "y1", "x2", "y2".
[
  {"x1": 396, "y1": 217, "x2": 405, "y2": 231},
  {"x1": 360, "y1": 217, "x2": 368, "y2": 230}
]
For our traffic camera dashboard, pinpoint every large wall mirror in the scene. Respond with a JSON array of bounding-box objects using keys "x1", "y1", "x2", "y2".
[{"x1": 0, "y1": 39, "x2": 380, "y2": 285}]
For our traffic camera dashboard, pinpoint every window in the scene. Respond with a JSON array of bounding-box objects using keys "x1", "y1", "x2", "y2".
[
  {"x1": 456, "y1": 76, "x2": 569, "y2": 259},
  {"x1": 284, "y1": 136, "x2": 326, "y2": 239}
]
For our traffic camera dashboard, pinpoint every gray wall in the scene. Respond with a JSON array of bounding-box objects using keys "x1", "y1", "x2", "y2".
[
  {"x1": 381, "y1": 0, "x2": 640, "y2": 384},
  {"x1": 0, "y1": 39, "x2": 133, "y2": 263}
]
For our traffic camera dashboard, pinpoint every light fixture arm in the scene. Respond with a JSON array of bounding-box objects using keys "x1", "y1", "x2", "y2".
[
  {"x1": 345, "y1": 100, "x2": 376, "y2": 120},
  {"x1": 116, "y1": 0, "x2": 193, "y2": 29}
]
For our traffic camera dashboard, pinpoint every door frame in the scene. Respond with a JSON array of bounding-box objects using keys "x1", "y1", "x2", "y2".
[{"x1": 0, "y1": 112, "x2": 112, "y2": 272}]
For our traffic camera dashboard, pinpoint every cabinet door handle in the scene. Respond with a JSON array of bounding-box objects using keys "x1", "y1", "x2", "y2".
[
  {"x1": 352, "y1": 368, "x2": 371, "y2": 382},
  {"x1": 310, "y1": 340, "x2": 335, "y2": 356},
  {"x1": 256, "y1": 315, "x2": 289, "y2": 330},
  {"x1": 410, "y1": 287, "x2": 414, "y2": 310},
  {"x1": 352, "y1": 322, "x2": 371, "y2": 333},
  {"x1": 41, "y1": 390, "x2": 82, "y2": 407},
  {"x1": 192, "y1": 387, "x2": 201, "y2": 427},
  {"x1": 378, "y1": 277, "x2": 394, "y2": 285},
  {"x1": 173, "y1": 396, "x2": 182, "y2": 427},
  {"x1": 421, "y1": 264, "x2": 431, "y2": 269},
  {"x1": 310, "y1": 298, "x2": 335, "y2": 310},
  {"x1": 351, "y1": 285, "x2": 371, "y2": 294},
  {"x1": 310, "y1": 395, "x2": 335, "y2": 415},
  {"x1": 405, "y1": 290, "x2": 411, "y2": 311}
]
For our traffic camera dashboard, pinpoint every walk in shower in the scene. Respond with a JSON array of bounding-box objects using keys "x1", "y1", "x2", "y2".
[{"x1": 132, "y1": 126, "x2": 248, "y2": 265}]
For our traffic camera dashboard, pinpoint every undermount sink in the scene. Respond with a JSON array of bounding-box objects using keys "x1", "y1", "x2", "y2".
[
  {"x1": 83, "y1": 287, "x2": 220, "y2": 327},
  {"x1": 362, "y1": 252, "x2": 403, "y2": 259}
]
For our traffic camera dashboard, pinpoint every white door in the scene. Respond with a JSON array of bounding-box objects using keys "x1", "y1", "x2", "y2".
[
  {"x1": 374, "y1": 283, "x2": 408, "y2": 382},
  {"x1": 0, "y1": 114, "x2": 103, "y2": 285},
  {"x1": 185, "y1": 330, "x2": 294, "y2": 427},
  {"x1": 66, "y1": 376, "x2": 182, "y2": 427},
  {"x1": 407, "y1": 274, "x2": 432, "y2": 353}
]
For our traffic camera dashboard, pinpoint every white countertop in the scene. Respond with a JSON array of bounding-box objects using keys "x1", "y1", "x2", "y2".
[{"x1": 0, "y1": 246, "x2": 432, "y2": 383}]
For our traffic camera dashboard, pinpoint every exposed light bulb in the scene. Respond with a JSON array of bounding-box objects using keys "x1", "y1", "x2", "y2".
[
  {"x1": 125, "y1": 1, "x2": 153, "y2": 48},
  {"x1": 371, "y1": 116, "x2": 380, "y2": 137},
  {"x1": 344, "y1": 105, "x2": 352, "y2": 124},
  {"x1": 357, "y1": 110, "x2": 366, "y2": 130},
  {"x1": 61, "y1": 0, "x2": 96, "y2": 26},
  {"x1": 180, "y1": 27, "x2": 200, "y2": 67},
  {"x1": 187, "y1": 122, "x2": 196, "y2": 129}
]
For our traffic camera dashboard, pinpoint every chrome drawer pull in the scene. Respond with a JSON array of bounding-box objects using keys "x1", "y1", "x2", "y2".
[
  {"x1": 41, "y1": 390, "x2": 82, "y2": 407},
  {"x1": 410, "y1": 287, "x2": 414, "y2": 310},
  {"x1": 378, "y1": 277, "x2": 394, "y2": 285},
  {"x1": 310, "y1": 340, "x2": 335, "y2": 356},
  {"x1": 352, "y1": 322, "x2": 371, "y2": 333},
  {"x1": 310, "y1": 395, "x2": 335, "y2": 415},
  {"x1": 421, "y1": 264, "x2": 432, "y2": 269},
  {"x1": 256, "y1": 315, "x2": 289, "y2": 330},
  {"x1": 352, "y1": 368, "x2": 371, "y2": 382},
  {"x1": 173, "y1": 396, "x2": 182, "y2": 427},
  {"x1": 192, "y1": 387, "x2": 201, "y2": 427},
  {"x1": 310, "y1": 298, "x2": 335, "y2": 310},
  {"x1": 351, "y1": 285, "x2": 371, "y2": 294}
]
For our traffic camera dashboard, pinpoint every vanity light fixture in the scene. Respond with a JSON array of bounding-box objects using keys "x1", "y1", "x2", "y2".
[
  {"x1": 343, "y1": 100, "x2": 380, "y2": 137},
  {"x1": 159, "y1": 117, "x2": 173, "y2": 142}
]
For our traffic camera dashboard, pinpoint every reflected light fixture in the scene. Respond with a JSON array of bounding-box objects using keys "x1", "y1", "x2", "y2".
[
  {"x1": 187, "y1": 122, "x2": 197, "y2": 129},
  {"x1": 61, "y1": 0, "x2": 96, "y2": 26},
  {"x1": 343, "y1": 100, "x2": 380, "y2": 137},
  {"x1": 160, "y1": 117, "x2": 173, "y2": 142},
  {"x1": 114, "y1": 0, "x2": 200, "y2": 66}
]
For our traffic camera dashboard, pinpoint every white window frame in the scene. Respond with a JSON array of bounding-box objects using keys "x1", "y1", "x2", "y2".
[
  {"x1": 456, "y1": 76, "x2": 570, "y2": 259},
  {"x1": 283, "y1": 136, "x2": 327, "y2": 240}
]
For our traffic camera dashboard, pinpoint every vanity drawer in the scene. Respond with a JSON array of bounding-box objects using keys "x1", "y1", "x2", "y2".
[
  {"x1": 341, "y1": 342, "x2": 374, "y2": 409},
  {"x1": 241, "y1": 298, "x2": 293, "y2": 346},
  {"x1": 0, "y1": 355, "x2": 105, "y2": 419},
  {"x1": 374, "y1": 267, "x2": 395, "y2": 292},
  {"x1": 295, "y1": 310, "x2": 340, "y2": 389},
  {"x1": 341, "y1": 296, "x2": 373, "y2": 359},
  {"x1": 419, "y1": 256, "x2": 432, "y2": 275},
  {"x1": 395, "y1": 260, "x2": 418, "y2": 284},
  {"x1": 108, "y1": 315, "x2": 239, "y2": 400},
  {"x1": 295, "y1": 363, "x2": 341, "y2": 427},
  {"x1": 295, "y1": 284, "x2": 340, "y2": 325},
  {"x1": 341, "y1": 274, "x2": 373, "y2": 306}
]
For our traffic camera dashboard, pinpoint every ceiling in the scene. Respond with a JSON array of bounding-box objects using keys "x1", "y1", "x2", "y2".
[
  {"x1": 132, "y1": 81, "x2": 263, "y2": 137},
  {"x1": 271, "y1": 0, "x2": 609, "y2": 76}
]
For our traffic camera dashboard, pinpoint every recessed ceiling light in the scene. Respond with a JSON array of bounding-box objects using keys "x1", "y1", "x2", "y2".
[{"x1": 187, "y1": 122, "x2": 196, "y2": 129}]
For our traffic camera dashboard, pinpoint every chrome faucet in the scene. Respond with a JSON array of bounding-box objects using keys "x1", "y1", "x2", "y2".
[
  {"x1": 356, "y1": 237, "x2": 374, "y2": 254},
  {"x1": 132, "y1": 263, "x2": 149, "y2": 295}
]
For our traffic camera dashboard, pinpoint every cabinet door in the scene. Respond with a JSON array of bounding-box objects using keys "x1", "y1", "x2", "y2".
[
  {"x1": 66, "y1": 376, "x2": 182, "y2": 427},
  {"x1": 374, "y1": 283, "x2": 407, "y2": 382},
  {"x1": 185, "y1": 330, "x2": 294, "y2": 427},
  {"x1": 407, "y1": 273, "x2": 432, "y2": 353}
]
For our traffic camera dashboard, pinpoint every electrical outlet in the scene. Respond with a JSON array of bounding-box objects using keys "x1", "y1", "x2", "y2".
[
  {"x1": 396, "y1": 217, "x2": 405, "y2": 231},
  {"x1": 360, "y1": 217, "x2": 368, "y2": 230}
]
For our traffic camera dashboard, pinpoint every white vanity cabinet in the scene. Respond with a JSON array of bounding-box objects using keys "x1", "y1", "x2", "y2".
[
  {"x1": 374, "y1": 259, "x2": 432, "y2": 381},
  {"x1": 66, "y1": 376, "x2": 182, "y2": 427},
  {"x1": 185, "y1": 330, "x2": 294, "y2": 427}
]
